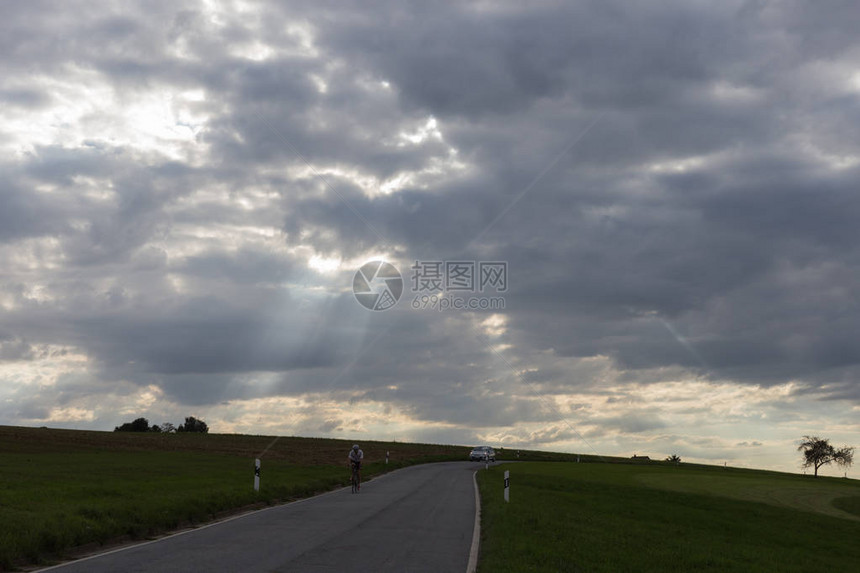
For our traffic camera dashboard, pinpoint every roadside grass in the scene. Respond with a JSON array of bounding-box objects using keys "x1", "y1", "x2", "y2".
[
  {"x1": 0, "y1": 451, "x2": 342, "y2": 570},
  {"x1": 832, "y1": 495, "x2": 860, "y2": 518},
  {"x1": 477, "y1": 462, "x2": 860, "y2": 572},
  {"x1": 0, "y1": 426, "x2": 469, "y2": 570},
  {"x1": 636, "y1": 465, "x2": 860, "y2": 521}
]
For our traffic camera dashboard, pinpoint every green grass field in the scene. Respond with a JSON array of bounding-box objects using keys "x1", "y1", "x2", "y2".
[
  {"x1": 0, "y1": 426, "x2": 469, "y2": 570},
  {"x1": 476, "y1": 462, "x2": 860, "y2": 572}
]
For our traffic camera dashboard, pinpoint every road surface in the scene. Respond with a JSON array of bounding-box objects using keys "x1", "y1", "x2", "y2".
[{"x1": 38, "y1": 461, "x2": 481, "y2": 573}]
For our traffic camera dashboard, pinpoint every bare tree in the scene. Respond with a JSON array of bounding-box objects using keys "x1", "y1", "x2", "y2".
[{"x1": 798, "y1": 436, "x2": 854, "y2": 477}]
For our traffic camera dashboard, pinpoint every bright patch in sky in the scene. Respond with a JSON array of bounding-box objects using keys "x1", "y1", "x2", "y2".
[{"x1": 308, "y1": 255, "x2": 342, "y2": 273}]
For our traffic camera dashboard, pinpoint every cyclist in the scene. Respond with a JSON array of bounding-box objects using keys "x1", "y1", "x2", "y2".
[{"x1": 348, "y1": 444, "x2": 364, "y2": 491}]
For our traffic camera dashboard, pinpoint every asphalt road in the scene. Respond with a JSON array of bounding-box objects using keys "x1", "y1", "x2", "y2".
[{"x1": 38, "y1": 461, "x2": 481, "y2": 573}]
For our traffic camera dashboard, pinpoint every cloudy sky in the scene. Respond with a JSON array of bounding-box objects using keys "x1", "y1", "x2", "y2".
[{"x1": 2, "y1": 0, "x2": 859, "y2": 475}]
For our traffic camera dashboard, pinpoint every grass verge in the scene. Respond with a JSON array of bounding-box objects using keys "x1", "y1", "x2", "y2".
[{"x1": 476, "y1": 462, "x2": 860, "y2": 572}]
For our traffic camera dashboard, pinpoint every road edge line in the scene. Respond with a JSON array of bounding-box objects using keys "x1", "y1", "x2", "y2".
[
  {"x1": 467, "y1": 470, "x2": 481, "y2": 573},
  {"x1": 31, "y1": 485, "x2": 352, "y2": 572},
  {"x1": 32, "y1": 461, "x2": 459, "y2": 572}
]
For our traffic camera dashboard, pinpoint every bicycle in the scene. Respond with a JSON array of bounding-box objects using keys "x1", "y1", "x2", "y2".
[{"x1": 350, "y1": 461, "x2": 361, "y2": 493}]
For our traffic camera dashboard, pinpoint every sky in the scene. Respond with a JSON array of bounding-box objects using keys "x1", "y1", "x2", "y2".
[{"x1": 1, "y1": 0, "x2": 859, "y2": 476}]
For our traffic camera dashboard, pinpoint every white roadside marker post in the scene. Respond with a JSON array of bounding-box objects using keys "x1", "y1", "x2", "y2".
[
  {"x1": 254, "y1": 458, "x2": 261, "y2": 492},
  {"x1": 386, "y1": 451, "x2": 389, "y2": 465},
  {"x1": 504, "y1": 470, "x2": 510, "y2": 503}
]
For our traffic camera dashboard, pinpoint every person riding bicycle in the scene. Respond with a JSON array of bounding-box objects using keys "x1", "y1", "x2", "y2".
[{"x1": 348, "y1": 444, "x2": 364, "y2": 490}]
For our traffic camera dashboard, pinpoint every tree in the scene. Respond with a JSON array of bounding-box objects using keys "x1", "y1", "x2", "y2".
[
  {"x1": 160, "y1": 422, "x2": 176, "y2": 433},
  {"x1": 666, "y1": 454, "x2": 681, "y2": 464},
  {"x1": 114, "y1": 417, "x2": 151, "y2": 432},
  {"x1": 177, "y1": 416, "x2": 209, "y2": 433},
  {"x1": 798, "y1": 436, "x2": 854, "y2": 477}
]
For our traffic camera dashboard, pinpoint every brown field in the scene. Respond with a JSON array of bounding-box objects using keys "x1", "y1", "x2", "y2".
[{"x1": 0, "y1": 425, "x2": 471, "y2": 465}]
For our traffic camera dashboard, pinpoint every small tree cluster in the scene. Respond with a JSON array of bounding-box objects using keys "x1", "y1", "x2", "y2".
[
  {"x1": 176, "y1": 416, "x2": 209, "y2": 433},
  {"x1": 114, "y1": 417, "x2": 160, "y2": 432},
  {"x1": 114, "y1": 416, "x2": 208, "y2": 433}
]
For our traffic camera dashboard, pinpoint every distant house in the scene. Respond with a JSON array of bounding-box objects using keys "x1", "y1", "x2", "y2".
[{"x1": 631, "y1": 454, "x2": 651, "y2": 461}]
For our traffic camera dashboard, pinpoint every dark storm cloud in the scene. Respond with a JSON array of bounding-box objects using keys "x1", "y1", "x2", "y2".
[
  {"x1": 1, "y1": 0, "x2": 860, "y2": 442},
  {"x1": 0, "y1": 88, "x2": 51, "y2": 109},
  {"x1": 0, "y1": 179, "x2": 65, "y2": 241},
  {"x1": 0, "y1": 335, "x2": 36, "y2": 361}
]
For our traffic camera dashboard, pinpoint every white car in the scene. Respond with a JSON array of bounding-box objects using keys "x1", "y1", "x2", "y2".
[{"x1": 469, "y1": 446, "x2": 496, "y2": 462}]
